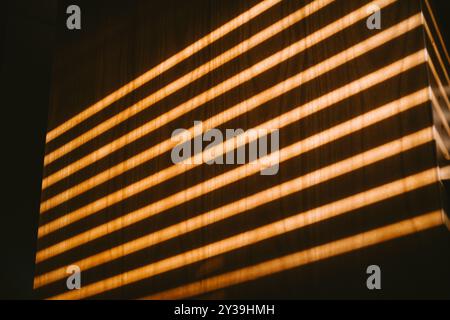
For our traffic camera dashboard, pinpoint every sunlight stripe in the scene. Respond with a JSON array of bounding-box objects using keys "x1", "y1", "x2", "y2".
[{"x1": 45, "y1": 0, "x2": 283, "y2": 143}]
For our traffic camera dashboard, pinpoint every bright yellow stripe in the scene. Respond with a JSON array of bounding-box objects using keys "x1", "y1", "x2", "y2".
[
  {"x1": 43, "y1": 0, "x2": 333, "y2": 166},
  {"x1": 45, "y1": 0, "x2": 282, "y2": 143},
  {"x1": 48, "y1": 169, "x2": 440, "y2": 299},
  {"x1": 36, "y1": 51, "x2": 427, "y2": 244},
  {"x1": 40, "y1": 8, "x2": 416, "y2": 213},
  {"x1": 41, "y1": 0, "x2": 394, "y2": 187},
  {"x1": 145, "y1": 211, "x2": 443, "y2": 300},
  {"x1": 34, "y1": 124, "x2": 433, "y2": 288}
]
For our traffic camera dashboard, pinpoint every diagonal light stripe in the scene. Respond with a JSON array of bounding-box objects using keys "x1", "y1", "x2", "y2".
[
  {"x1": 426, "y1": 52, "x2": 450, "y2": 113},
  {"x1": 424, "y1": 0, "x2": 450, "y2": 66},
  {"x1": 41, "y1": 0, "x2": 395, "y2": 188},
  {"x1": 433, "y1": 127, "x2": 450, "y2": 160},
  {"x1": 48, "y1": 168, "x2": 440, "y2": 299},
  {"x1": 429, "y1": 89, "x2": 450, "y2": 136},
  {"x1": 34, "y1": 124, "x2": 433, "y2": 288},
  {"x1": 37, "y1": 50, "x2": 427, "y2": 241},
  {"x1": 40, "y1": 8, "x2": 417, "y2": 213},
  {"x1": 423, "y1": 16, "x2": 450, "y2": 85},
  {"x1": 144, "y1": 211, "x2": 443, "y2": 300},
  {"x1": 45, "y1": 0, "x2": 283, "y2": 143},
  {"x1": 43, "y1": 0, "x2": 334, "y2": 166}
]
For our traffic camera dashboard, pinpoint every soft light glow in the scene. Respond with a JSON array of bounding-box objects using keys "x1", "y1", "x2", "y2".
[
  {"x1": 438, "y1": 165, "x2": 450, "y2": 180},
  {"x1": 47, "y1": 170, "x2": 440, "y2": 299},
  {"x1": 145, "y1": 211, "x2": 444, "y2": 300},
  {"x1": 44, "y1": 0, "x2": 283, "y2": 143},
  {"x1": 41, "y1": 0, "x2": 396, "y2": 189},
  {"x1": 34, "y1": 127, "x2": 433, "y2": 288}
]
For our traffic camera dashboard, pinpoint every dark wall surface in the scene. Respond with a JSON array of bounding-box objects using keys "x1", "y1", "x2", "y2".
[
  {"x1": 0, "y1": 0, "x2": 57, "y2": 299},
  {"x1": 1, "y1": 0, "x2": 450, "y2": 300},
  {"x1": 1, "y1": 1, "x2": 57, "y2": 299}
]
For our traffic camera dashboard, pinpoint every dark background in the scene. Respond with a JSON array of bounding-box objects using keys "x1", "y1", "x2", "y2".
[{"x1": 0, "y1": 0, "x2": 449, "y2": 300}]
